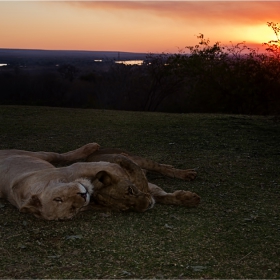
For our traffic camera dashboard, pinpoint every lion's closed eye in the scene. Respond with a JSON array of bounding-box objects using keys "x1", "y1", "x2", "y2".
[
  {"x1": 128, "y1": 186, "x2": 135, "y2": 195},
  {"x1": 53, "y1": 197, "x2": 63, "y2": 203}
]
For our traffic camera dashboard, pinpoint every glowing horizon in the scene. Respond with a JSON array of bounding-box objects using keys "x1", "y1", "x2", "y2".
[{"x1": 1, "y1": 1, "x2": 279, "y2": 53}]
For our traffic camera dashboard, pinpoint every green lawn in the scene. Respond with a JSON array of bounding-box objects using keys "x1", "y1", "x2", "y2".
[{"x1": 0, "y1": 106, "x2": 279, "y2": 278}]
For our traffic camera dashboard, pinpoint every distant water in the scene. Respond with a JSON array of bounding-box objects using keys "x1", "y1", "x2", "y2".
[
  {"x1": 0, "y1": 60, "x2": 145, "y2": 67},
  {"x1": 94, "y1": 59, "x2": 143, "y2": 65},
  {"x1": 115, "y1": 60, "x2": 143, "y2": 65}
]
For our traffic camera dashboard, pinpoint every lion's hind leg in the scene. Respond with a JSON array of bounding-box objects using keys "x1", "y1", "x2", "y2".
[
  {"x1": 148, "y1": 183, "x2": 200, "y2": 207},
  {"x1": 30, "y1": 143, "x2": 100, "y2": 164},
  {"x1": 122, "y1": 155, "x2": 197, "y2": 181},
  {"x1": 154, "y1": 164, "x2": 197, "y2": 181}
]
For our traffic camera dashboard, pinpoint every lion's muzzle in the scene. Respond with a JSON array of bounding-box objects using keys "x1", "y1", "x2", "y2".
[{"x1": 77, "y1": 182, "x2": 92, "y2": 205}]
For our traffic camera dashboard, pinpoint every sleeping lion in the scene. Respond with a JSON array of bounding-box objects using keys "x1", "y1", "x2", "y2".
[{"x1": 85, "y1": 148, "x2": 200, "y2": 210}]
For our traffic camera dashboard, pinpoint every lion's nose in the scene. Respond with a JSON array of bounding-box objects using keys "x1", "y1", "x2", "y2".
[{"x1": 77, "y1": 192, "x2": 88, "y2": 201}]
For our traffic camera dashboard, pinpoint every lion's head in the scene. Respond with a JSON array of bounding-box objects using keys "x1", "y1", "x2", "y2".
[
  {"x1": 91, "y1": 171, "x2": 155, "y2": 212},
  {"x1": 20, "y1": 178, "x2": 93, "y2": 220}
]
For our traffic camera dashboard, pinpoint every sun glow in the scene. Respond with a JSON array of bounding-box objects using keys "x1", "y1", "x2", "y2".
[{"x1": 239, "y1": 24, "x2": 277, "y2": 45}]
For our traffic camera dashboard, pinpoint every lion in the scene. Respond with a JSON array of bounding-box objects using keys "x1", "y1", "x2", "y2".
[
  {"x1": 85, "y1": 148, "x2": 200, "y2": 209},
  {"x1": 0, "y1": 143, "x2": 154, "y2": 220}
]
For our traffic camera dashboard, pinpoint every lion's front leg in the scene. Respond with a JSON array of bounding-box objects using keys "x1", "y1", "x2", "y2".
[{"x1": 148, "y1": 183, "x2": 200, "y2": 207}]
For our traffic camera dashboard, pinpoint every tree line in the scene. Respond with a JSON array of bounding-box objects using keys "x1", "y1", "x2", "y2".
[{"x1": 1, "y1": 22, "x2": 280, "y2": 115}]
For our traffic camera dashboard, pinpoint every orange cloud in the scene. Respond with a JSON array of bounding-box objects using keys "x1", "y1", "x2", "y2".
[{"x1": 69, "y1": 1, "x2": 280, "y2": 25}]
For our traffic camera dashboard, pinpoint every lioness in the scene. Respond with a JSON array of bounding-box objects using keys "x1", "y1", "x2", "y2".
[
  {"x1": 0, "y1": 143, "x2": 154, "y2": 220},
  {"x1": 86, "y1": 148, "x2": 200, "y2": 209}
]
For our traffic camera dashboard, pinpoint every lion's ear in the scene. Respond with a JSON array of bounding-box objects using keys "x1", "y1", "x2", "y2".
[
  {"x1": 117, "y1": 156, "x2": 143, "y2": 179},
  {"x1": 93, "y1": 171, "x2": 114, "y2": 189},
  {"x1": 20, "y1": 195, "x2": 42, "y2": 216}
]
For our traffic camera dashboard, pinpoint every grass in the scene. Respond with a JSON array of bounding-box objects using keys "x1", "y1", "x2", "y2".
[{"x1": 0, "y1": 105, "x2": 279, "y2": 279}]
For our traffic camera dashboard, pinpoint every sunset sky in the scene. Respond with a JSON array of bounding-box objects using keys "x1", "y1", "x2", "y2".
[{"x1": 1, "y1": 1, "x2": 280, "y2": 53}]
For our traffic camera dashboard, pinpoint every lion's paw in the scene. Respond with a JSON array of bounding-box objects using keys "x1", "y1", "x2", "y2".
[
  {"x1": 174, "y1": 190, "x2": 200, "y2": 207},
  {"x1": 175, "y1": 169, "x2": 197, "y2": 181},
  {"x1": 83, "y1": 143, "x2": 100, "y2": 154}
]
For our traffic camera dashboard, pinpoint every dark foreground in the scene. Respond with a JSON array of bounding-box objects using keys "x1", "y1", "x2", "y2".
[{"x1": 0, "y1": 106, "x2": 279, "y2": 278}]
